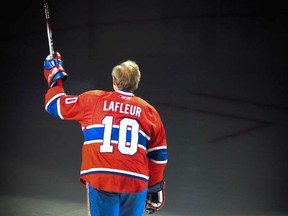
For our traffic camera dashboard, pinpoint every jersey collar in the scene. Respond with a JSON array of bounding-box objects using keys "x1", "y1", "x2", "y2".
[{"x1": 116, "y1": 90, "x2": 134, "y2": 96}]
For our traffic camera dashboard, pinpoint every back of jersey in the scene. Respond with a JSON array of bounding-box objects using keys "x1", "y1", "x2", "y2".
[
  {"x1": 45, "y1": 86, "x2": 167, "y2": 193},
  {"x1": 79, "y1": 90, "x2": 162, "y2": 193}
]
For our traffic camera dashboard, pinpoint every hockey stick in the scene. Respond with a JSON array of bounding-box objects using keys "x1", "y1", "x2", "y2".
[{"x1": 44, "y1": 0, "x2": 54, "y2": 57}]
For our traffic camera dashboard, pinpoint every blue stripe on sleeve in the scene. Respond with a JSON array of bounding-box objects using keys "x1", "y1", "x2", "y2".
[
  {"x1": 147, "y1": 148, "x2": 168, "y2": 162},
  {"x1": 46, "y1": 97, "x2": 61, "y2": 119}
]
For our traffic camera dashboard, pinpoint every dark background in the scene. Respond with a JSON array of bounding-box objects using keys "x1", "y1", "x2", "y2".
[{"x1": 1, "y1": 0, "x2": 288, "y2": 215}]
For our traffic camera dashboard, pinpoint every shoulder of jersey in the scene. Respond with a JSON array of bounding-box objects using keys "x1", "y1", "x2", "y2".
[{"x1": 133, "y1": 95, "x2": 158, "y2": 114}]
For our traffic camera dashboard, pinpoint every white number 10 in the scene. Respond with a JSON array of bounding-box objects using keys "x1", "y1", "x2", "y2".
[{"x1": 100, "y1": 116, "x2": 139, "y2": 155}]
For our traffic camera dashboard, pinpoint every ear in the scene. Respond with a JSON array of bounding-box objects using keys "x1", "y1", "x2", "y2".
[
  {"x1": 112, "y1": 75, "x2": 117, "y2": 84},
  {"x1": 113, "y1": 80, "x2": 118, "y2": 91}
]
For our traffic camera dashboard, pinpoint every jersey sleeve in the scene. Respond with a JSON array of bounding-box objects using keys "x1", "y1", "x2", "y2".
[
  {"x1": 45, "y1": 86, "x2": 86, "y2": 121},
  {"x1": 146, "y1": 107, "x2": 168, "y2": 186}
]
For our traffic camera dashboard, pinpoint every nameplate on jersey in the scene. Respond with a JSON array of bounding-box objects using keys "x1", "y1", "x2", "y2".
[{"x1": 103, "y1": 100, "x2": 142, "y2": 117}]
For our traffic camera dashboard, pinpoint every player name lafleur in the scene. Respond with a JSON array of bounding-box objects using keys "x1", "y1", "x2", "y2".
[{"x1": 103, "y1": 100, "x2": 142, "y2": 117}]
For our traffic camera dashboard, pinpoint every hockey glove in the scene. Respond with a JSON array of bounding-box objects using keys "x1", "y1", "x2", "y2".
[
  {"x1": 146, "y1": 180, "x2": 166, "y2": 214},
  {"x1": 44, "y1": 52, "x2": 68, "y2": 88}
]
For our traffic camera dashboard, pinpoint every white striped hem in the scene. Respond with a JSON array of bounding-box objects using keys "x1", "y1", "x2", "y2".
[{"x1": 80, "y1": 167, "x2": 149, "y2": 180}]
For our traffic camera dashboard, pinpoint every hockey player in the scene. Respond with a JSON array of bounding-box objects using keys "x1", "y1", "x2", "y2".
[{"x1": 43, "y1": 52, "x2": 168, "y2": 216}]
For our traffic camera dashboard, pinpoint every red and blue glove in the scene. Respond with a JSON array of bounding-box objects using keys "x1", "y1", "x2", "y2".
[
  {"x1": 44, "y1": 52, "x2": 68, "y2": 88},
  {"x1": 146, "y1": 180, "x2": 166, "y2": 214}
]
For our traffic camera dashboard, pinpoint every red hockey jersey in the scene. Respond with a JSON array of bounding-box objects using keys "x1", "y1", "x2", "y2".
[{"x1": 45, "y1": 86, "x2": 168, "y2": 193}]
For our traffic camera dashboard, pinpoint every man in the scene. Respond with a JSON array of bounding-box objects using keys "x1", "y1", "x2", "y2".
[{"x1": 43, "y1": 52, "x2": 168, "y2": 216}]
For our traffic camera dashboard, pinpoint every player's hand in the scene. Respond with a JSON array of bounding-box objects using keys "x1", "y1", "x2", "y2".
[
  {"x1": 146, "y1": 180, "x2": 166, "y2": 214},
  {"x1": 44, "y1": 51, "x2": 68, "y2": 88}
]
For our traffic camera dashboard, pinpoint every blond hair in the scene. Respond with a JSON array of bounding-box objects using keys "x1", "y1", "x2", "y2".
[{"x1": 112, "y1": 60, "x2": 141, "y2": 91}]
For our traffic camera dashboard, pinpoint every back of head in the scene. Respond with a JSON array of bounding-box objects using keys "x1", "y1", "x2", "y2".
[{"x1": 112, "y1": 60, "x2": 141, "y2": 91}]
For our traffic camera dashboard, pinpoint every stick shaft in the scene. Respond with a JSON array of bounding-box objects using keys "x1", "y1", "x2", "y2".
[{"x1": 44, "y1": 0, "x2": 54, "y2": 56}]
